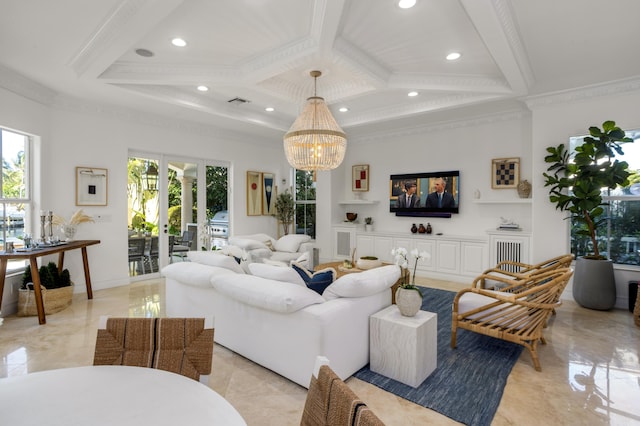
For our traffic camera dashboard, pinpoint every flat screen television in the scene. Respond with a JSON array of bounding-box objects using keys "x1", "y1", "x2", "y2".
[{"x1": 389, "y1": 170, "x2": 460, "y2": 217}]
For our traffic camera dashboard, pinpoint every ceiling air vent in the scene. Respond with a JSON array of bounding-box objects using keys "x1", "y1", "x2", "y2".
[{"x1": 227, "y1": 97, "x2": 250, "y2": 105}]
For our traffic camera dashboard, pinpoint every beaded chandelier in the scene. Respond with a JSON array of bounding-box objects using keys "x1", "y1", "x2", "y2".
[{"x1": 283, "y1": 71, "x2": 347, "y2": 171}]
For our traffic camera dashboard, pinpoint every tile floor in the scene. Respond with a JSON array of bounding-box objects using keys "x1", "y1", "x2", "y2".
[{"x1": 1, "y1": 276, "x2": 639, "y2": 425}]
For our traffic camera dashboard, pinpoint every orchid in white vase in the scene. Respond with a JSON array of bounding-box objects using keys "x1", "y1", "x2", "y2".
[{"x1": 391, "y1": 247, "x2": 431, "y2": 295}]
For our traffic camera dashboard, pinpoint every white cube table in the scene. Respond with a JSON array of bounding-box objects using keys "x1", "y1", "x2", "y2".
[{"x1": 370, "y1": 305, "x2": 437, "y2": 387}]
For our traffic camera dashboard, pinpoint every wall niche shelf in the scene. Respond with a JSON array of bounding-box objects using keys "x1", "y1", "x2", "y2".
[
  {"x1": 473, "y1": 199, "x2": 532, "y2": 204},
  {"x1": 338, "y1": 200, "x2": 379, "y2": 205}
]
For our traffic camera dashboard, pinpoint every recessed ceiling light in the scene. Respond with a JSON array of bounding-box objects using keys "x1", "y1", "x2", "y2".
[
  {"x1": 446, "y1": 52, "x2": 461, "y2": 61},
  {"x1": 339, "y1": 107, "x2": 349, "y2": 112},
  {"x1": 408, "y1": 91, "x2": 419, "y2": 97},
  {"x1": 398, "y1": 0, "x2": 416, "y2": 9},
  {"x1": 265, "y1": 107, "x2": 275, "y2": 112},
  {"x1": 197, "y1": 85, "x2": 209, "y2": 92},
  {"x1": 171, "y1": 38, "x2": 187, "y2": 47}
]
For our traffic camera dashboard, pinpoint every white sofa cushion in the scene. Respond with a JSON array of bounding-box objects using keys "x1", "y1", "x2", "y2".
[
  {"x1": 248, "y1": 263, "x2": 306, "y2": 286},
  {"x1": 322, "y1": 265, "x2": 401, "y2": 300},
  {"x1": 274, "y1": 234, "x2": 311, "y2": 253},
  {"x1": 226, "y1": 237, "x2": 269, "y2": 251},
  {"x1": 187, "y1": 251, "x2": 245, "y2": 274},
  {"x1": 161, "y1": 262, "x2": 236, "y2": 288},
  {"x1": 211, "y1": 274, "x2": 325, "y2": 313}
]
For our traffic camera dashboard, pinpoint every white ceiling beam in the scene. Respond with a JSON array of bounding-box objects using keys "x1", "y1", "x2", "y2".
[
  {"x1": 388, "y1": 72, "x2": 512, "y2": 94},
  {"x1": 460, "y1": 0, "x2": 533, "y2": 95}
]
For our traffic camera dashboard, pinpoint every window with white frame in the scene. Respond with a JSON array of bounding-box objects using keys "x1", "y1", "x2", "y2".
[
  {"x1": 294, "y1": 170, "x2": 316, "y2": 238},
  {"x1": 569, "y1": 129, "x2": 640, "y2": 265},
  {"x1": 1, "y1": 127, "x2": 32, "y2": 272}
]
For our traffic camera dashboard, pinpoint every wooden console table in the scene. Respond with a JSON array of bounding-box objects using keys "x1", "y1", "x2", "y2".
[{"x1": 0, "y1": 240, "x2": 100, "y2": 324}]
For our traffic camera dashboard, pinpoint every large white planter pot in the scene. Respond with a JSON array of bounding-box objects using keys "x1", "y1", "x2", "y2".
[{"x1": 573, "y1": 257, "x2": 616, "y2": 310}]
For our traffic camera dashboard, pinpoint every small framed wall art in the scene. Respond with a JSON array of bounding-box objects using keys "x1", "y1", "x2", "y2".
[
  {"x1": 246, "y1": 171, "x2": 262, "y2": 216},
  {"x1": 352, "y1": 164, "x2": 369, "y2": 192},
  {"x1": 76, "y1": 167, "x2": 108, "y2": 206},
  {"x1": 491, "y1": 157, "x2": 520, "y2": 189},
  {"x1": 262, "y1": 172, "x2": 276, "y2": 215}
]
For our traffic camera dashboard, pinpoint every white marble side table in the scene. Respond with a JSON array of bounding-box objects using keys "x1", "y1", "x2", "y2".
[{"x1": 370, "y1": 305, "x2": 437, "y2": 387}]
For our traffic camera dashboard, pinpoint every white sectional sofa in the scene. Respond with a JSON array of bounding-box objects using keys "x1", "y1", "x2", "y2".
[
  {"x1": 226, "y1": 233, "x2": 314, "y2": 268},
  {"x1": 161, "y1": 253, "x2": 400, "y2": 388}
]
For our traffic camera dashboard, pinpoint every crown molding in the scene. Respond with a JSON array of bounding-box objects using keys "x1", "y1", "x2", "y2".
[
  {"x1": 349, "y1": 106, "x2": 529, "y2": 145},
  {"x1": 0, "y1": 64, "x2": 57, "y2": 106},
  {"x1": 524, "y1": 76, "x2": 640, "y2": 109}
]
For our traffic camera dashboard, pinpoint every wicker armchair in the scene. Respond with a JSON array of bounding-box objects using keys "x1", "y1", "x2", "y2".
[
  {"x1": 451, "y1": 268, "x2": 574, "y2": 371},
  {"x1": 301, "y1": 356, "x2": 384, "y2": 426},
  {"x1": 94, "y1": 317, "x2": 214, "y2": 383},
  {"x1": 474, "y1": 254, "x2": 574, "y2": 290}
]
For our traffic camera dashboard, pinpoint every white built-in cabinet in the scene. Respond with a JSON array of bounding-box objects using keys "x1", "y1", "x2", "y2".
[{"x1": 334, "y1": 226, "x2": 528, "y2": 283}]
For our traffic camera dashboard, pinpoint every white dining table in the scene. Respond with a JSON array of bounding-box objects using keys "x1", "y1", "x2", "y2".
[{"x1": 0, "y1": 365, "x2": 247, "y2": 426}]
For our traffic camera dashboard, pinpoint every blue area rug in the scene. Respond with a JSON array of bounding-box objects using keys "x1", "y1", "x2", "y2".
[{"x1": 354, "y1": 287, "x2": 523, "y2": 426}]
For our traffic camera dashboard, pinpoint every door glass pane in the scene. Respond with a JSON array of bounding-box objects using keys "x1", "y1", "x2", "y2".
[
  {"x1": 206, "y1": 165, "x2": 228, "y2": 249},
  {"x1": 168, "y1": 161, "x2": 197, "y2": 261},
  {"x1": 127, "y1": 157, "x2": 159, "y2": 276}
]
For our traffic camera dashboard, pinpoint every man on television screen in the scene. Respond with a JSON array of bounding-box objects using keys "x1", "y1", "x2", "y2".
[
  {"x1": 397, "y1": 180, "x2": 420, "y2": 208},
  {"x1": 425, "y1": 177, "x2": 455, "y2": 208}
]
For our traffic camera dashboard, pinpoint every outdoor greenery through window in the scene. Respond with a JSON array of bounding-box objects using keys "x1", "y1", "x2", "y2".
[
  {"x1": 294, "y1": 170, "x2": 316, "y2": 238},
  {"x1": 1, "y1": 127, "x2": 30, "y2": 272},
  {"x1": 569, "y1": 129, "x2": 640, "y2": 266}
]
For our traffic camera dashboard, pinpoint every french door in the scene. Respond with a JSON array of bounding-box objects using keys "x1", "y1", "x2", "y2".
[{"x1": 127, "y1": 152, "x2": 229, "y2": 278}]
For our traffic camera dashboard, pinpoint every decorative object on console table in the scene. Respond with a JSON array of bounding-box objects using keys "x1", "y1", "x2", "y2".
[
  {"x1": 391, "y1": 247, "x2": 430, "y2": 317},
  {"x1": 345, "y1": 212, "x2": 358, "y2": 222},
  {"x1": 364, "y1": 217, "x2": 373, "y2": 232},
  {"x1": 356, "y1": 256, "x2": 382, "y2": 270},
  {"x1": 411, "y1": 224, "x2": 418, "y2": 234},
  {"x1": 246, "y1": 171, "x2": 262, "y2": 216},
  {"x1": 426, "y1": 223, "x2": 432, "y2": 234},
  {"x1": 418, "y1": 224, "x2": 426, "y2": 234},
  {"x1": 352, "y1": 164, "x2": 369, "y2": 191},
  {"x1": 52, "y1": 209, "x2": 94, "y2": 241},
  {"x1": 543, "y1": 120, "x2": 632, "y2": 310},
  {"x1": 76, "y1": 167, "x2": 108, "y2": 206},
  {"x1": 517, "y1": 179, "x2": 532, "y2": 198},
  {"x1": 491, "y1": 157, "x2": 520, "y2": 189}
]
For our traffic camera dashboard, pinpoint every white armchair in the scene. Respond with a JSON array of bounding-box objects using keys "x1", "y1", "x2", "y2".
[{"x1": 227, "y1": 233, "x2": 314, "y2": 268}]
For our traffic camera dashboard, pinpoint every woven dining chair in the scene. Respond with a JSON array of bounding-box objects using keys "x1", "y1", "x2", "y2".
[
  {"x1": 93, "y1": 316, "x2": 214, "y2": 383},
  {"x1": 301, "y1": 356, "x2": 384, "y2": 426},
  {"x1": 451, "y1": 268, "x2": 573, "y2": 372}
]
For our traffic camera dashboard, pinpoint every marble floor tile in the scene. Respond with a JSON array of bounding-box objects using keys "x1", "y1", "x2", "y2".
[{"x1": 1, "y1": 276, "x2": 639, "y2": 425}]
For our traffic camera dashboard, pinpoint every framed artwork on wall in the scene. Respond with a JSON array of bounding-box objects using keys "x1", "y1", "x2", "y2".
[
  {"x1": 262, "y1": 172, "x2": 276, "y2": 215},
  {"x1": 246, "y1": 171, "x2": 262, "y2": 216},
  {"x1": 491, "y1": 157, "x2": 520, "y2": 189},
  {"x1": 76, "y1": 167, "x2": 108, "y2": 206},
  {"x1": 352, "y1": 164, "x2": 369, "y2": 192}
]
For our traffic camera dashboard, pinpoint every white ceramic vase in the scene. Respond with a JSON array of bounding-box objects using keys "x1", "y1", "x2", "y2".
[{"x1": 395, "y1": 287, "x2": 422, "y2": 317}]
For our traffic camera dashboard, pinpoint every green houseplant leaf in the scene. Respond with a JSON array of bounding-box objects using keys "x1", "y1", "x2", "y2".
[{"x1": 543, "y1": 120, "x2": 633, "y2": 259}]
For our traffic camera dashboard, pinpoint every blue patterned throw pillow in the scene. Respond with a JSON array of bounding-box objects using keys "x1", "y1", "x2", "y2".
[{"x1": 291, "y1": 262, "x2": 335, "y2": 295}]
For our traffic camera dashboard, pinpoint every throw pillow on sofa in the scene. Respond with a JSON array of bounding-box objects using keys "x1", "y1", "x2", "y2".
[
  {"x1": 187, "y1": 251, "x2": 245, "y2": 274},
  {"x1": 248, "y1": 263, "x2": 306, "y2": 287},
  {"x1": 211, "y1": 274, "x2": 325, "y2": 314},
  {"x1": 274, "y1": 234, "x2": 311, "y2": 253},
  {"x1": 291, "y1": 262, "x2": 335, "y2": 295},
  {"x1": 322, "y1": 265, "x2": 401, "y2": 300}
]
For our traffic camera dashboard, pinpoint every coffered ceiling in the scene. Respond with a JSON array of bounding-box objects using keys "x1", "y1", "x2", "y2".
[{"x1": 1, "y1": 0, "x2": 640, "y2": 141}]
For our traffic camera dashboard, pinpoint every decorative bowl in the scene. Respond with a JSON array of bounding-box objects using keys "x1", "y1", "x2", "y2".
[
  {"x1": 356, "y1": 256, "x2": 382, "y2": 270},
  {"x1": 346, "y1": 212, "x2": 358, "y2": 222}
]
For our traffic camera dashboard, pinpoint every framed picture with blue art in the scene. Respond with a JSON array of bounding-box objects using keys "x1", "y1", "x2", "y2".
[
  {"x1": 262, "y1": 172, "x2": 276, "y2": 215},
  {"x1": 491, "y1": 157, "x2": 520, "y2": 189}
]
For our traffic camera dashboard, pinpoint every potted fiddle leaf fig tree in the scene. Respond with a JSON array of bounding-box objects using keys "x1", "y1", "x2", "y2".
[{"x1": 543, "y1": 120, "x2": 633, "y2": 310}]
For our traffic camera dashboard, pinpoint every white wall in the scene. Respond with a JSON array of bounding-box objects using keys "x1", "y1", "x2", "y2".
[{"x1": 0, "y1": 88, "x2": 287, "y2": 315}]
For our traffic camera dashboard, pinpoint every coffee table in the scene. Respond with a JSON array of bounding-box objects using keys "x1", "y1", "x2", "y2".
[{"x1": 316, "y1": 261, "x2": 408, "y2": 303}]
